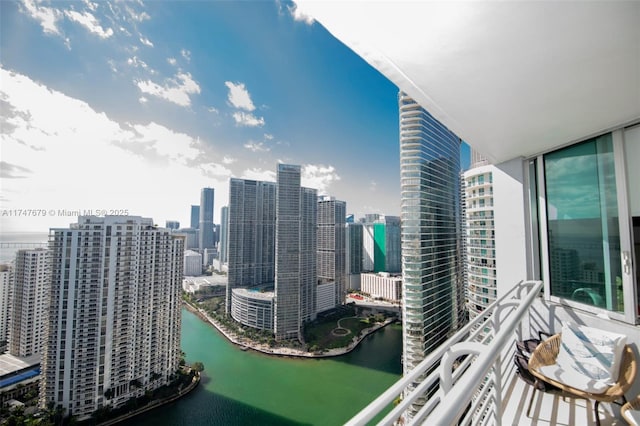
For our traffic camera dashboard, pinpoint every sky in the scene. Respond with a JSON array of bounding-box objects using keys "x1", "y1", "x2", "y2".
[{"x1": 1, "y1": 0, "x2": 470, "y2": 234}]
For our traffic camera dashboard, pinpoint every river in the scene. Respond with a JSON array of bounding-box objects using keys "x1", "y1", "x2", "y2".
[{"x1": 122, "y1": 308, "x2": 402, "y2": 426}]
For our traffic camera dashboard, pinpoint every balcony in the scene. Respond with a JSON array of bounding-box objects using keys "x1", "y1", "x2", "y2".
[{"x1": 347, "y1": 280, "x2": 638, "y2": 425}]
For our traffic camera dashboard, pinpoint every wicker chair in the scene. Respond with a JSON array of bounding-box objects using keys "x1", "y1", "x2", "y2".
[
  {"x1": 528, "y1": 333, "x2": 637, "y2": 426},
  {"x1": 621, "y1": 395, "x2": 640, "y2": 425}
]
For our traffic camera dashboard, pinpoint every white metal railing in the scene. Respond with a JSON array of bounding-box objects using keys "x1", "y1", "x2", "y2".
[{"x1": 346, "y1": 280, "x2": 543, "y2": 426}]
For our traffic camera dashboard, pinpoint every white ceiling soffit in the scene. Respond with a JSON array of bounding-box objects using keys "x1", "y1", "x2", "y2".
[{"x1": 295, "y1": 1, "x2": 640, "y2": 163}]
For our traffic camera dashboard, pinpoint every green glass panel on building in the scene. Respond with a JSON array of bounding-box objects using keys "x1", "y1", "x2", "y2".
[{"x1": 374, "y1": 223, "x2": 386, "y2": 272}]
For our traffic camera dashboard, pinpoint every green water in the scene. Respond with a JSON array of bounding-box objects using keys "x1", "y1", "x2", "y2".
[{"x1": 123, "y1": 308, "x2": 402, "y2": 426}]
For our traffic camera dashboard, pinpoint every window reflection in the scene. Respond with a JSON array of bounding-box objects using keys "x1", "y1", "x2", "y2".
[{"x1": 544, "y1": 134, "x2": 623, "y2": 312}]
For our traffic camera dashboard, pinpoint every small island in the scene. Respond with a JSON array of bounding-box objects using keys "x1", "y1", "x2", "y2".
[{"x1": 182, "y1": 292, "x2": 399, "y2": 358}]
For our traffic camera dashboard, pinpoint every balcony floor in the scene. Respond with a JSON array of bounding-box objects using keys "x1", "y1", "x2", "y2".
[{"x1": 503, "y1": 371, "x2": 627, "y2": 426}]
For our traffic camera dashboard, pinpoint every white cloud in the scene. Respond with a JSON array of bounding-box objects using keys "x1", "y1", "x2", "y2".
[
  {"x1": 302, "y1": 164, "x2": 341, "y2": 194},
  {"x1": 139, "y1": 36, "x2": 154, "y2": 47},
  {"x1": 136, "y1": 72, "x2": 201, "y2": 107},
  {"x1": 83, "y1": 0, "x2": 98, "y2": 12},
  {"x1": 288, "y1": 2, "x2": 315, "y2": 25},
  {"x1": 0, "y1": 67, "x2": 229, "y2": 232},
  {"x1": 207, "y1": 106, "x2": 219, "y2": 114},
  {"x1": 127, "y1": 56, "x2": 148, "y2": 69},
  {"x1": 139, "y1": 96, "x2": 148, "y2": 104},
  {"x1": 181, "y1": 49, "x2": 191, "y2": 62},
  {"x1": 222, "y1": 156, "x2": 236, "y2": 165},
  {"x1": 243, "y1": 141, "x2": 270, "y2": 152},
  {"x1": 240, "y1": 168, "x2": 276, "y2": 182},
  {"x1": 369, "y1": 180, "x2": 378, "y2": 191},
  {"x1": 20, "y1": 0, "x2": 62, "y2": 35},
  {"x1": 232, "y1": 111, "x2": 265, "y2": 127},
  {"x1": 264, "y1": 133, "x2": 274, "y2": 140},
  {"x1": 224, "y1": 81, "x2": 256, "y2": 111},
  {"x1": 65, "y1": 10, "x2": 114, "y2": 38},
  {"x1": 167, "y1": 57, "x2": 177, "y2": 66},
  {"x1": 125, "y1": 5, "x2": 150, "y2": 22}
]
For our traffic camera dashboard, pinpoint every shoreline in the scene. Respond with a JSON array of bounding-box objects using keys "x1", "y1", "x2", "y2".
[
  {"x1": 98, "y1": 369, "x2": 201, "y2": 426},
  {"x1": 182, "y1": 300, "x2": 396, "y2": 358}
]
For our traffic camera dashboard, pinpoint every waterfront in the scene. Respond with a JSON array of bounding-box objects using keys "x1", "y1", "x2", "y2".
[{"x1": 122, "y1": 308, "x2": 402, "y2": 426}]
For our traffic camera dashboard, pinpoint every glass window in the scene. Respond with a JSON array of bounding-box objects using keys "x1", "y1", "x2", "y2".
[{"x1": 544, "y1": 134, "x2": 623, "y2": 311}]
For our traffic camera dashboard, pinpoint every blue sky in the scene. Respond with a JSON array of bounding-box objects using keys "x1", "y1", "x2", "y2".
[{"x1": 1, "y1": 0, "x2": 469, "y2": 232}]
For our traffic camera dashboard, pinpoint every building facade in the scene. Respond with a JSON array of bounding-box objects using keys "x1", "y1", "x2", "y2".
[
  {"x1": 274, "y1": 164, "x2": 317, "y2": 341},
  {"x1": 226, "y1": 178, "x2": 277, "y2": 314},
  {"x1": 361, "y1": 272, "x2": 402, "y2": 303},
  {"x1": 199, "y1": 187, "x2": 215, "y2": 252},
  {"x1": 41, "y1": 216, "x2": 184, "y2": 419},
  {"x1": 230, "y1": 288, "x2": 274, "y2": 331},
  {"x1": 219, "y1": 206, "x2": 229, "y2": 264},
  {"x1": 184, "y1": 250, "x2": 202, "y2": 276},
  {"x1": 190, "y1": 205, "x2": 200, "y2": 229},
  {"x1": 399, "y1": 92, "x2": 466, "y2": 377},
  {"x1": 345, "y1": 222, "x2": 363, "y2": 290},
  {"x1": 9, "y1": 249, "x2": 49, "y2": 357},
  {"x1": 165, "y1": 220, "x2": 180, "y2": 230},
  {"x1": 0, "y1": 265, "x2": 13, "y2": 349},
  {"x1": 317, "y1": 196, "x2": 346, "y2": 306}
]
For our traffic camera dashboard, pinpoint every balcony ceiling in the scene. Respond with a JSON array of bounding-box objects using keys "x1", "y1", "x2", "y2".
[{"x1": 296, "y1": 1, "x2": 640, "y2": 163}]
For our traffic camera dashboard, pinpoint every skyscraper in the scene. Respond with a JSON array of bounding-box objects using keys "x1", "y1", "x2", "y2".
[
  {"x1": 190, "y1": 205, "x2": 200, "y2": 229},
  {"x1": 463, "y1": 150, "x2": 496, "y2": 321},
  {"x1": 219, "y1": 206, "x2": 229, "y2": 264},
  {"x1": 317, "y1": 196, "x2": 346, "y2": 306},
  {"x1": 165, "y1": 220, "x2": 180, "y2": 230},
  {"x1": 399, "y1": 92, "x2": 465, "y2": 381},
  {"x1": 226, "y1": 179, "x2": 276, "y2": 314},
  {"x1": 345, "y1": 223, "x2": 363, "y2": 290},
  {"x1": 42, "y1": 216, "x2": 184, "y2": 419},
  {"x1": 9, "y1": 249, "x2": 49, "y2": 357},
  {"x1": 274, "y1": 164, "x2": 317, "y2": 341},
  {"x1": 199, "y1": 187, "x2": 215, "y2": 252},
  {"x1": 0, "y1": 264, "x2": 13, "y2": 350}
]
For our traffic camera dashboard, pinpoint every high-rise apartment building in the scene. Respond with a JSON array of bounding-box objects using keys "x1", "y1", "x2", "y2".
[
  {"x1": 41, "y1": 216, "x2": 184, "y2": 419},
  {"x1": 399, "y1": 92, "x2": 466, "y2": 381},
  {"x1": 190, "y1": 205, "x2": 200, "y2": 229},
  {"x1": 226, "y1": 179, "x2": 276, "y2": 314},
  {"x1": 317, "y1": 196, "x2": 346, "y2": 306},
  {"x1": 9, "y1": 249, "x2": 49, "y2": 357},
  {"x1": 219, "y1": 206, "x2": 229, "y2": 264},
  {"x1": 464, "y1": 151, "x2": 497, "y2": 320},
  {"x1": 0, "y1": 264, "x2": 13, "y2": 348},
  {"x1": 199, "y1": 187, "x2": 215, "y2": 251},
  {"x1": 274, "y1": 164, "x2": 317, "y2": 341}
]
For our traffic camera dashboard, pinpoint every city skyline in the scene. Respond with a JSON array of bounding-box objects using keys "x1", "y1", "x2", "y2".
[{"x1": 0, "y1": 0, "x2": 470, "y2": 234}]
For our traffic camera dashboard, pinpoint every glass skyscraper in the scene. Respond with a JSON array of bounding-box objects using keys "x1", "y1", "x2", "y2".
[
  {"x1": 199, "y1": 187, "x2": 215, "y2": 251},
  {"x1": 399, "y1": 92, "x2": 466, "y2": 381}
]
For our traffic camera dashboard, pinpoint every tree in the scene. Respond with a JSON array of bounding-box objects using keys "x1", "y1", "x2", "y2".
[{"x1": 191, "y1": 361, "x2": 205, "y2": 372}]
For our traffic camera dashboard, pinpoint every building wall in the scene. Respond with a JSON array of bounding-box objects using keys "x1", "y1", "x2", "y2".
[
  {"x1": 0, "y1": 265, "x2": 13, "y2": 347},
  {"x1": 199, "y1": 187, "x2": 215, "y2": 251},
  {"x1": 10, "y1": 249, "x2": 48, "y2": 357},
  {"x1": 345, "y1": 223, "x2": 363, "y2": 291},
  {"x1": 317, "y1": 198, "x2": 346, "y2": 306},
  {"x1": 464, "y1": 166, "x2": 497, "y2": 320},
  {"x1": 184, "y1": 250, "x2": 202, "y2": 276},
  {"x1": 362, "y1": 224, "x2": 374, "y2": 271},
  {"x1": 316, "y1": 282, "x2": 336, "y2": 314},
  {"x1": 399, "y1": 92, "x2": 465, "y2": 382},
  {"x1": 361, "y1": 272, "x2": 402, "y2": 302},
  {"x1": 227, "y1": 179, "x2": 276, "y2": 314},
  {"x1": 274, "y1": 165, "x2": 317, "y2": 341},
  {"x1": 190, "y1": 205, "x2": 200, "y2": 229},
  {"x1": 41, "y1": 216, "x2": 184, "y2": 419},
  {"x1": 220, "y1": 206, "x2": 229, "y2": 264},
  {"x1": 230, "y1": 289, "x2": 274, "y2": 331}
]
